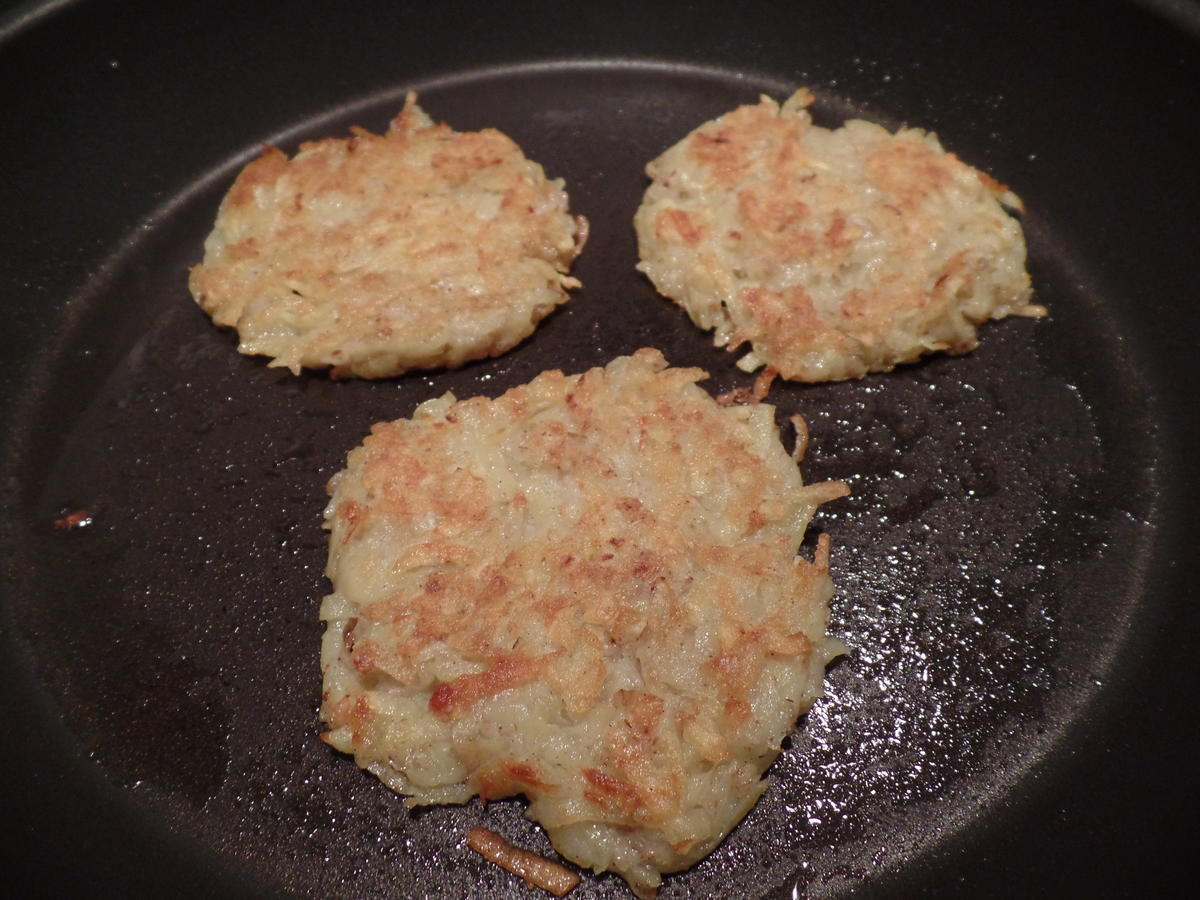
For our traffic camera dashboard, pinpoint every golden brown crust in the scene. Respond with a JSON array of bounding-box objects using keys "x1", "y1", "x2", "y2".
[
  {"x1": 190, "y1": 93, "x2": 584, "y2": 378},
  {"x1": 635, "y1": 90, "x2": 1041, "y2": 382},
  {"x1": 318, "y1": 349, "x2": 846, "y2": 895}
]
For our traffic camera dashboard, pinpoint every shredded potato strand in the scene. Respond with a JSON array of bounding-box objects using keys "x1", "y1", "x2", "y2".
[{"x1": 467, "y1": 827, "x2": 581, "y2": 897}]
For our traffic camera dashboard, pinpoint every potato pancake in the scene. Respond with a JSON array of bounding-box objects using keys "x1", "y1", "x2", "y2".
[
  {"x1": 319, "y1": 348, "x2": 847, "y2": 896},
  {"x1": 635, "y1": 90, "x2": 1041, "y2": 382},
  {"x1": 190, "y1": 94, "x2": 585, "y2": 378}
]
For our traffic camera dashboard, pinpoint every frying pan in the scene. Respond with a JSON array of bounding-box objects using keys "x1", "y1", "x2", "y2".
[{"x1": 2, "y1": 0, "x2": 1197, "y2": 896}]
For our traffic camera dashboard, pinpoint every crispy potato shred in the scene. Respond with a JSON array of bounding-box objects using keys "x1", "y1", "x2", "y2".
[
  {"x1": 53, "y1": 508, "x2": 94, "y2": 530},
  {"x1": 466, "y1": 826, "x2": 581, "y2": 897},
  {"x1": 716, "y1": 366, "x2": 779, "y2": 407}
]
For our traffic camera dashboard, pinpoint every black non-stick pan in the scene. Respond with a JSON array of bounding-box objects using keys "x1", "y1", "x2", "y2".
[{"x1": 2, "y1": 1, "x2": 1197, "y2": 897}]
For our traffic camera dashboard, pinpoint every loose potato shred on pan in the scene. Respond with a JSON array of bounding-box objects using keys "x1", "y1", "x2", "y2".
[{"x1": 467, "y1": 827, "x2": 581, "y2": 897}]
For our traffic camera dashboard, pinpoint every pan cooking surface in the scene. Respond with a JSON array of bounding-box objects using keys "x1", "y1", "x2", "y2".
[{"x1": 3, "y1": 61, "x2": 1161, "y2": 898}]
